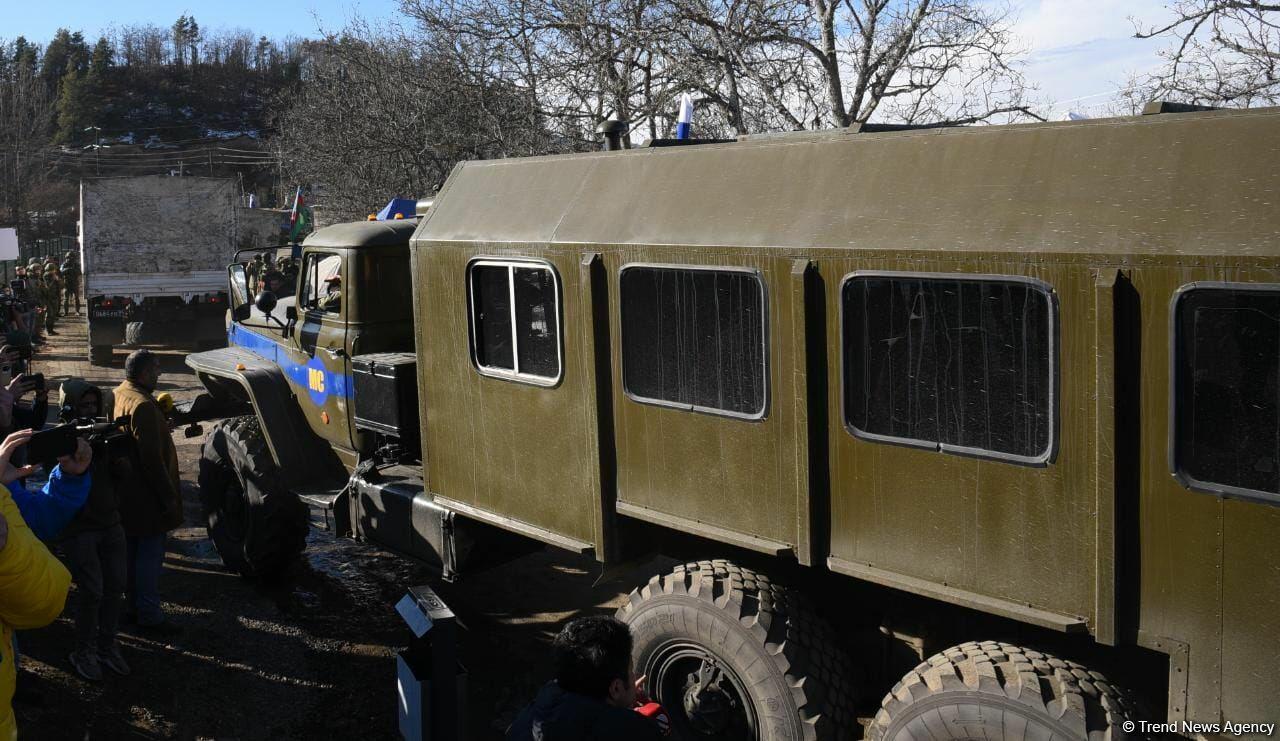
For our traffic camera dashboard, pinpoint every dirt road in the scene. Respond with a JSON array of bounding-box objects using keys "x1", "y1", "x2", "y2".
[{"x1": 16, "y1": 315, "x2": 652, "y2": 740}]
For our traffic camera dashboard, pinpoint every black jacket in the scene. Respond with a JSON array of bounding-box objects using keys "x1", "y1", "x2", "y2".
[
  {"x1": 507, "y1": 683, "x2": 661, "y2": 741},
  {"x1": 58, "y1": 380, "x2": 121, "y2": 536}
]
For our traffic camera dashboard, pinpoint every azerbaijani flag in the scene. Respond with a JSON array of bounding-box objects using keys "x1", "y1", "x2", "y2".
[{"x1": 288, "y1": 186, "x2": 311, "y2": 241}]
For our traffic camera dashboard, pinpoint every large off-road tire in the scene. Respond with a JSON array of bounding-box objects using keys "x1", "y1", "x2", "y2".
[
  {"x1": 617, "y1": 560, "x2": 856, "y2": 741},
  {"x1": 868, "y1": 640, "x2": 1141, "y2": 741},
  {"x1": 89, "y1": 345, "x2": 113, "y2": 366},
  {"x1": 198, "y1": 415, "x2": 307, "y2": 578},
  {"x1": 125, "y1": 321, "x2": 144, "y2": 345}
]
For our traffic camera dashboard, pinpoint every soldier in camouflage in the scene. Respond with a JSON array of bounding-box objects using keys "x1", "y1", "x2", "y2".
[
  {"x1": 39, "y1": 261, "x2": 62, "y2": 335},
  {"x1": 60, "y1": 251, "x2": 82, "y2": 315}
]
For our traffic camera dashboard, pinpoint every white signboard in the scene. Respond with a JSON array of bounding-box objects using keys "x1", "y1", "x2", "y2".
[{"x1": 0, "y1": 229, "x2": 18, "y2": 261}]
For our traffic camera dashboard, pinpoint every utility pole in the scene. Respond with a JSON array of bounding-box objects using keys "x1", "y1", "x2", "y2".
[{"x1": 83, "y1": 125, "x2": 105, "y2": 175}]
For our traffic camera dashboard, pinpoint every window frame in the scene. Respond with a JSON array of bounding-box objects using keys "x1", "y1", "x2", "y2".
[
  {"x1": 300, "y1": 250, "x2": 344, "y2": 316},
  {"x1": 465, "y1": 257, "x2": 564, "y2": 387},
  {"x1": 1169, "y1": 281, "x2": 1280, "y2": 505},
  {"x1": 618, "y1": 262, "x2": 771, "y2": 422},
  {"x1": 838, "y1": 270, "x2": 1060, "y2": 467}
]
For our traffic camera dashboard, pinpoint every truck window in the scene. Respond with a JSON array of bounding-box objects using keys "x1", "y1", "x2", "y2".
[
  {"x1": 842, "y1": 273, "x2": 1055, "y2": 464},
  {"x1": 301, "y1": 252, "x2": 343, "y2": 314},
  {"x1": 467, "y1": 260, "x2": 561, "y2": 384},
  {"x1": 1173, "y1": 284, "x2": 1280, "y2": 502},
  {"x1": 619, "y1": 265, "x2": 767, "y2": 419}
]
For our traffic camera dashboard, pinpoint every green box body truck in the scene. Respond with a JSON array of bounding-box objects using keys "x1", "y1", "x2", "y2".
[{"x1": 186, "y1": 105, "x2": 1280, "y2": 738}]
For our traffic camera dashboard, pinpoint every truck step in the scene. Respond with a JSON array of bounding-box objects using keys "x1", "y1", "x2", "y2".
[{"x1": 295, "y1": 486, "x2": 345, "y2": 530}]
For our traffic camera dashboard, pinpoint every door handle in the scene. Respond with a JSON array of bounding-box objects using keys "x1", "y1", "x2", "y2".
[{"x1": 322, "y1": 346, "x2": 346, "y2": 359}]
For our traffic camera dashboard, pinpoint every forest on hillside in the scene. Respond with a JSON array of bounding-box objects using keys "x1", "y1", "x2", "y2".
[
  {"x1": 0, "y1": 20, "x2": 302, "y2": 242},
  {"x1": 2, "y1": 0, "x2": 1278, "y2": 238}
]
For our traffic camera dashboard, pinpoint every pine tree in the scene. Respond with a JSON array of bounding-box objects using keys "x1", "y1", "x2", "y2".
[
  {"x1": 90, "y1": 37, "x2": 113, "y2": 78},
  {"x1": 54, "y1": 67, "x2": 92, "y2": 144},
  {"x1": 186, "y1": 17, "x2": 200, "y2": 68},
  {"x1": 172, "y1": 16, "x2": 188, "y2": 68},
  {"x1": 12, "y1": 37, "x2": 39, "y2": 78}
]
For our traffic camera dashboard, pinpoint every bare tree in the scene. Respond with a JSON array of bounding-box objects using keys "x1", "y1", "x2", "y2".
[
  {"x1": 275, "y1": 20, "x2": 554, "y2": 220},
  {"x1": 1133, "y1": 1, "x2": 1280, "y2": 106},
  {"x1": 404, "y1": 0, "x2": 674, "y2": 146},
  {"x1": 0, "y1": 60, "x2": 55, "y2": 238},
  {"x1": 407, "y1": 0, "x2": 1037, "y2": 139}
]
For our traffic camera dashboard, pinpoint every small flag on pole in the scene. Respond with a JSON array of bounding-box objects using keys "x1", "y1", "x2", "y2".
[
  {"x1": 676, "y1": 93, "x2": 694, "y2": 140},
  {"x1": 288, "y1": 186, "x2": 310, "y2": 242}
]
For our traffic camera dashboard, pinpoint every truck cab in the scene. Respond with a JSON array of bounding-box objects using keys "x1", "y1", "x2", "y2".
[{"x1": 223, "y1": 219, "x2": 417, "y2": 468}]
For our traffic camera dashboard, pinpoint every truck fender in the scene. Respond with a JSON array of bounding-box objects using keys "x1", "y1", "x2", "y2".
[{"x1": 185, "y1": 346, "x2": 346, "y2": 490}]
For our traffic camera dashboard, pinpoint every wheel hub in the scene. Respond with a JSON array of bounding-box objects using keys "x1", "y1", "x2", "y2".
[{"x1": 681, "y1": 657, "x2": 738, "y2": 734}]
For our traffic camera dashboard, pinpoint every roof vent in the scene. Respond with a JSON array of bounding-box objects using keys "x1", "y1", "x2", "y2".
[
  {"x1": 1142, "y1": 101, "x2": 1221, "y2": 115},
  {"x1": 597, "y1": 119, "x2": 628, "y2": 151}
]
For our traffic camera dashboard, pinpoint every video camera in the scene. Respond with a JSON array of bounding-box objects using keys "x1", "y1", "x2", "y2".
[
  {"x1": 0, "y1": 297, "x2": 30, "y2": 316},
  {"x1": 31, "y1": 414, "x2": 132, "y2": 463}
]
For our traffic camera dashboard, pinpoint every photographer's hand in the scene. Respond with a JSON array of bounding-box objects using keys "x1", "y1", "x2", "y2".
[
  {"x1": 0, "y1": 429, "x2": 39, "y2": 484},
  {"x1": 57, "y1": 438, "x2": 92, "y2": 477},
  {"x1": 6, "y1": 375, "x2": 34, "y2": 401}
]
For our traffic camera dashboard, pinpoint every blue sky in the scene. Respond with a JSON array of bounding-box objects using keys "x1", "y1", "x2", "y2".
[
  {"x1": 3, "y1": 0, "x2": 403, "y2": 42},
  {"x1": 5, "y1": 0, "x2": 1174, "y2": 118}
]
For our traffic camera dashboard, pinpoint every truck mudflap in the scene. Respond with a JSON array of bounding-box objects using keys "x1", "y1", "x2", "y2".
[
  {"x1": 350, "y1": 464, "x2": 540, "y2": 581},
  {"x1": 186, "y1": 346, "x2": 346, "y2": 490}
]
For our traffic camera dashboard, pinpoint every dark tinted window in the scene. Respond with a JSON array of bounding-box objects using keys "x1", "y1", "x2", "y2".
[
  {"x1": 1174, "y1": 286, "x2": 1280, "y2": 499},
  {"x1": 620, "y1": 266, "x2": 767, "y2": 418},
  {"x1": 842, "y1": 274, "x2": 1054, "y2": 462},
  {"x1": 513, "y1": 267, "x2": 559, "y2": 378},
  {"x1": 468, "y1": 261, "x2": 560, "y2": 381}
]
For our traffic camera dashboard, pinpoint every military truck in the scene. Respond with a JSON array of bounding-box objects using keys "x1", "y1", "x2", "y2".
[
  {"x1": 186, "y1": 104, "x2": 1280, "y2": 738},
  {"x1": 80, "y1": 176, "x2": 279, "y2": 364}
]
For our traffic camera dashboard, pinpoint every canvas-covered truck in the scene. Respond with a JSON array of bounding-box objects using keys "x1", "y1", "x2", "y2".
[
  {"x1": 80, "y1": 175, "x2": 270, "y2": 364},
  {"x1": 185, "y1": 105, "x2": 1280, "y2": 738}
]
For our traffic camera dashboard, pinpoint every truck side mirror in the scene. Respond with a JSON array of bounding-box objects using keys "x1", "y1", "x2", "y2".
[
  {"x1": 255, "y1": 290, "x2": 278, "y2": 315},
  {"x1": 228, "y1": 264, "x2": 251, "y2": 321}
]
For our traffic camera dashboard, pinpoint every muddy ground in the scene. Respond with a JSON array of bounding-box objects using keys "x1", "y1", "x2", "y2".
[{"x1": 15, "y1": 314, "x2": 663, "y2": 740}]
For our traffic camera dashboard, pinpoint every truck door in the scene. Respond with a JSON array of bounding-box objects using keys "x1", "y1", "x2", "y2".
[{"x1": 287, "y1": 249, "x2": 353, "y2": 450}]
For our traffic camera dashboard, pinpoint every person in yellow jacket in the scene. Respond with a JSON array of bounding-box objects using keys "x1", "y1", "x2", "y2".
[
  {"x1": 0, "y1": 428, "x2": 87, "y2": 739},
  {"x1": 0, "y1": 501, "x2": 67, "y2": 740}
]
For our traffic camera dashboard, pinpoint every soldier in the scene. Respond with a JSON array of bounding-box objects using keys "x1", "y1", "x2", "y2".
[
  {"x1": 25, "y1": 263, "x2": 45, "y2": 342},
  {"x1": 276, "y1": 256, "x2": 298, "y2": 297},
  {"x1": 246, "y1": 253, "x2": 267, "y2": 295},
  {"x1": 60, "y1": 251, "x2": 81, "y2": 315},
  {"x1": 39, "y1": 263, "x2": 61, "y2": 336}
]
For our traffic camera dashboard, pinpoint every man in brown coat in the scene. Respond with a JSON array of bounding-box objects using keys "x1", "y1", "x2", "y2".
[{"x1": 114, "y1": 350, "x2": 183, "y2": 635}]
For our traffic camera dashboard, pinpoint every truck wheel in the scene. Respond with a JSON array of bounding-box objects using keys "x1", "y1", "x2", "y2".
[
  {"x1": 198, "y1": 415, "x2": 308, "y2": 579},
  {"x1": 868, "y1": 641, "x2": 1140, "y2": 741},
  {"x1": 617, "y1": 560, "x2": 855, "y2": 741},
  {"x1": 89, "y1": 345, "x2": 113, "y2": 366},
  {"x1": 125, "y1": 321, "x2": 144, "y2": 345}
]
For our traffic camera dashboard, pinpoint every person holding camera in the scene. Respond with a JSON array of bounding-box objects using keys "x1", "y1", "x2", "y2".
[
  {"x1": 0, "y1": 421, "x2": 93, "y2": 738},
  {"x1": 0, "y1": 450, "x2": 77, "y2": 740},
  {"x1": 58, "y1": 380, "x2": 131, "y2": 680},
  {"x1": 114, "y1": 350, "x2": 183, "y2": 635}
]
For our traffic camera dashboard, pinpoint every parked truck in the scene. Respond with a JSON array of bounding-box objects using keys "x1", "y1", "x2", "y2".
[
  {"x1": 80, "y1": 175, "x2": 278, "y2": 364},
  {"x1": 185, "y1": 104, "x2": 1280, "y2": 738}
]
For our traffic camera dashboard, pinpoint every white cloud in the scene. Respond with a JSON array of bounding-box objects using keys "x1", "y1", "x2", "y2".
[{"x1": 1009, "y1": 0, "x2": 1171, "y2": 115}]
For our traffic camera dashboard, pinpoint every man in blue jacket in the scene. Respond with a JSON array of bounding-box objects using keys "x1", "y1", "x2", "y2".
[{"x1": 508, "y1": 616, "x2": 662, "y2": 741}]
